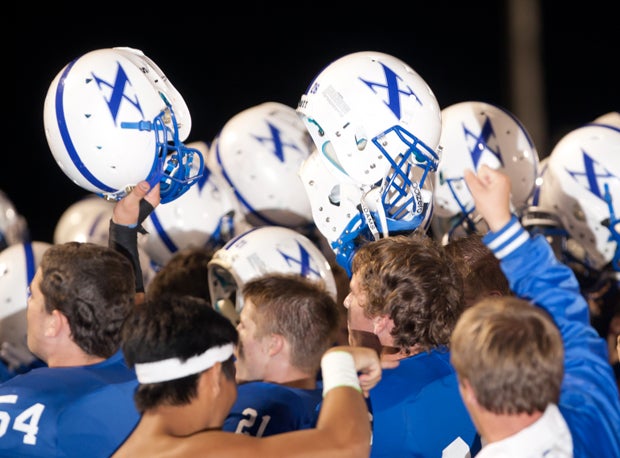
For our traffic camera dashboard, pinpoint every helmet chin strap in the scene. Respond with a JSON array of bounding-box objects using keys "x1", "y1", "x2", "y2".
[{"x1": 360, "y1": 189, "x2": 382, "y2": 241}]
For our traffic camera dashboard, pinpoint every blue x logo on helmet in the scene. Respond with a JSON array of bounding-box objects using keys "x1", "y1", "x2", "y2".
[
  {"x1": 543, "y1": 123, "x2": 620, "y2": 273},
  {"x1": 208, "y1": 102, "x2": 315, "y2": 231},
  {"x1": 432, "y1": 101, "x2": 539, "y2": 244},
  {"x1": 297, "y1": 51, "x2": 441, "y2": 274},
  {"x1": 43, "y1": 47, "x2": 204, "y2": 204},
  {"x1": 207, "y1": 225, "x2": 338, "y2": 325}
]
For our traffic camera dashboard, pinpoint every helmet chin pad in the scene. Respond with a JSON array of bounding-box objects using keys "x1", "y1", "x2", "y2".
[{"x1": 214, "y1": 298, "x2": 239, "y2": 326}]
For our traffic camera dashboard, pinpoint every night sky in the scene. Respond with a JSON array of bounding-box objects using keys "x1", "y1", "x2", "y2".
[{"x1": 9, "y1": 4, "x2": 617, "y2": 244}]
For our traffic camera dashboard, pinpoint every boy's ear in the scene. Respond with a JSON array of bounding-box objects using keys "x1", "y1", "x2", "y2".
[
  {"x1": 199, "y1": 362, "x2": 224, "y2": 397},
  {"x1": 458, "y1": 378, "x2": 478, "y2": 406},
  {"x1": 372, "y1": 314, "x2": 391, "y2": 336},
  {"x1": 269, "y1": 333, "x2": 285, "y2": 357},
  {"x1": 46, "y1": 309, "x2": 67, "y2": 338}
]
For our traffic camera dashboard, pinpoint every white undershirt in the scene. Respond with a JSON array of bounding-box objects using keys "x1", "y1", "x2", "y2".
[{"x1": 476, "y1": 404, "x2": 573, "y2": 457}]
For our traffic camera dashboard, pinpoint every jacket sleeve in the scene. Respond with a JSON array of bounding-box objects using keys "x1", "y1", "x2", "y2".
[
  {"x1": 483, "y1": 215, "x2": 590, "y2": 326},
  {"x1": 483, "y1": 215, "x2": 620, "y2": 458}
]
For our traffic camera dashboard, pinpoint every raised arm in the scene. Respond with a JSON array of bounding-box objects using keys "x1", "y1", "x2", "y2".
[
  {"x1": 463, "y1": 165, "x2": 511, "y2": 232},
  {"x1": 465, "y1": 165, "x2": 620, "y2": 457},
  {"x1": 200, "y1": 345, "x2": 396, "y2": 458},
  {"x1": 109, "y1": 181, "x2": 160, "y2": 300},
  {"x1": 464, "y1": 165, "x2": 588, "y2": 323}
]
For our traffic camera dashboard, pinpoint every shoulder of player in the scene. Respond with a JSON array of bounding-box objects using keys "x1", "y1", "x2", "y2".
[
  {"x1": 0, "y1": 365, "x2": 136, "y2": 401},
  {"x1": 237, "y1": 381, "x2": 318, "y2": 398}
]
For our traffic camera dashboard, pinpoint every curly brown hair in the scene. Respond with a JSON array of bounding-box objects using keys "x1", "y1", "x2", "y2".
[{"x1": 351, "y1": 233, "x2": 464, "y2": 354}]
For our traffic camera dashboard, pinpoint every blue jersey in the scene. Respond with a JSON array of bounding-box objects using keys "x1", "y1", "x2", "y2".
[
  {"x1": 0, "y1": 358, "x2": 46, "y2": 383},
  {"x1": 484, "y1": 216, "x2": 620, "y2": 458},
  {"x1": 223, "y1": 381, "x2": 322, "y2": 437},
  {"x1": 0, "y1": 350, "x2": 140, "y2": 457},
  {"x1": 369, "y1": 349, "x2": 481, "y2": 457},
  {"x1": 0, "y1": 361, "x2": 11, "y2": 384}
]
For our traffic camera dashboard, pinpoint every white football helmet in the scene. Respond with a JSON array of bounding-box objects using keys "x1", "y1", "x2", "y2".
[
  {"x1": 207, "y1": 225, "x2": 337, "y2": 324},
  {"x1": 298, "y1": 51, "x2": 441, "y2": 186},
  {"x1": 433, "y1": 101, "x2": 539, "y2": 243},
  {"x1": 0, "y1": 241, "x2": 52, "y2": 371},
  {"x1": 43, "y1": 46, "x2": 204, "y2": 204},
  {"x1": 140, "y1": 141, "x2": 250, "y2": 268},
  {"x1": 297, "y1": 51, "x2": 440, "y2": 269},
  {"x1": 54, "y1": 194, "x2": 157, "y2": 288},
  {"x1": 300, "y1": 148, "x2": 434, "y2": 276},
  {"x1": 543, "y1": 123, "x2": 620, "y2": 272},
  {"x1": 54, "y1": 194, "x2": 116, "y2": 245},
  {"x1": 522, "y1": 156, "x2": 608, "y2": 286},
  {"x1": 520, "y1": 157, "x2": 573, "y2": 260},
  {"x1": 208, "y1": 102, "x2": 314, "y2": 229},
  {"x1": 0, "y1": 190, "x2": 29, "y2": 251}
]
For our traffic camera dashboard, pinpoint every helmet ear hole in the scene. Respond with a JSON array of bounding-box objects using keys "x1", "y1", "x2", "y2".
[
  {"x1": 328, "y1": 184, "x2": 341, "y2": 206},
  {"x1": 354, "y1": 124, "x2": 368, "y2": 151},
  {"x1": 355, "y1": 135, "x2": 368, "y2": 151},
  {"x1": 322, "y1": 141, "x2": 345, "y2": 172}
]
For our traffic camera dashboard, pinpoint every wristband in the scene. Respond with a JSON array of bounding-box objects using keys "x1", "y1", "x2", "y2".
[
  {"x1": 109, "y1": 220, "x2": 144, "y2": 293},
  {"x1": 321, "y1": 350, "x2": 361, "y2": 397},
  {"x1": 137, "y1": 199, "x2": 155, "y2": 234}
]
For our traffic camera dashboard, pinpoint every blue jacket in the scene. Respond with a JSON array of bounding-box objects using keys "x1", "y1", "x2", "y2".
[{"x1": 484, "y1": 216, "x2": 620, "y2": 458}]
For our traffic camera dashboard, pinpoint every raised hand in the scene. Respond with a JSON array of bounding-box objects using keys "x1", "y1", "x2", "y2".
[
  {"x1": 112, "y1": 181, "x2": 161, "y2": 227},
  {"x1": 464, "y1": 165, "x2": 512, "y2": 232}
]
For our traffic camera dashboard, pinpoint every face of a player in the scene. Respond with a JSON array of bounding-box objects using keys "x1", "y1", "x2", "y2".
[
  {"x1": 234, "y1": 298, "x2": 271, "y2": 383},
  {"x1": 26, "y1": 268, "x2": 50, "y2": 362},
  {"x1": 344, "y1": 273, "x2": 375, "y2": 336}
]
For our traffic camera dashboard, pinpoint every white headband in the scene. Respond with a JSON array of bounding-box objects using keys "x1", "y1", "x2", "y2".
[{"x1": 135, "y1": 343, "x2": 234, "y2": 384}]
